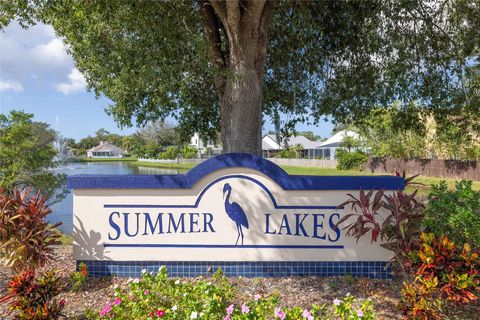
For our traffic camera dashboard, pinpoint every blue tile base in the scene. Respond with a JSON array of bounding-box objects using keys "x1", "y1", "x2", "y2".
[{"x1": 78, "y1": 261, "x2": 391, "y2": 279}]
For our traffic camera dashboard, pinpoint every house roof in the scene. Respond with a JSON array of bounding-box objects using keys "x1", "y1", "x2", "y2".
[
  {"x1": 317, "y1": 130, "x2": 359, "y2": 149},
  {"x1": 262, "y1": 135, "x2": 282, "y2": 150},
  {"x1": 262, "y1": 134, "x2": 322, "y2": 150},
  {"x1": 88, "y1": 142, "x2": 125, "y2": 153}
]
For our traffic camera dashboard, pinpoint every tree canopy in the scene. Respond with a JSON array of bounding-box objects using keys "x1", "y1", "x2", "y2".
[
  {"x1": 2, "y1": 0, "x2": 478, "y2": 154},
  {"x1": 0, "y1": 110, "x2": 67, "y2": 202}
]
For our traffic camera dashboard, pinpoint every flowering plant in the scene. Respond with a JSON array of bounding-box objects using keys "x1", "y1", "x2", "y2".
[
  {"x1": 95, "y1": 267, "x2": 375, "y2": 320},
  {"x1": 98, "y1": 267, "x2": 233, "y2": 319}
]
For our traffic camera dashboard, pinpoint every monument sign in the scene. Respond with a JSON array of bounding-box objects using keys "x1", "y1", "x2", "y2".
[{"x1": 68, "y1": 153, "x2": 404, "y2": 278}]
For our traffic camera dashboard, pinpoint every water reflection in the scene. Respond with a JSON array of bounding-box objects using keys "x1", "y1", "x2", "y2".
[{"x1": 49, "y1": 162, "x2": 183, "y2": 234}]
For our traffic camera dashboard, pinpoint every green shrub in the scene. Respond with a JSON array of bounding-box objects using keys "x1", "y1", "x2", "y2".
[
  {"x1": 160, "y1": 147, "x2": 179, "y2": 160},
  {"x1": 276, "y1": 144, "x2": 303, "y2": 159},
  {"x1": 182, "y1": 146, "x2": 197, "y2": 159},
  {"x1": 336, "y1": 149, "x2": 368, "y2": 170},
  {"x1": 423, "y1": 180, "x2": 480, "y2": 247},
  {"x1": 95, "y1": 267, "x2": 375, "y2": 319}
]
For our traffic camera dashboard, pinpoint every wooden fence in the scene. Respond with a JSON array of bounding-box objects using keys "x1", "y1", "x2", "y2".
[{"x1": 366, "y1": 158, "x2": 480, "y2": 181}]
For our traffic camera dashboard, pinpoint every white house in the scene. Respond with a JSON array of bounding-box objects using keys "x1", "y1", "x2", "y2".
[
  {"x1": 87, "y1": 142, "x2": 126, "y2": 158},
  {"x1": 189, "y1": 133, "x2": 222, "y2": 156},
  {"x1": 316, "y1": 130, "x2": 359, "y2": 160},
  {"x1": 262, "y1": 134, "x2": 323, "y2": 158},
  {"x1": 262, "y1": 130, "x2": 360, "y2": 159}
]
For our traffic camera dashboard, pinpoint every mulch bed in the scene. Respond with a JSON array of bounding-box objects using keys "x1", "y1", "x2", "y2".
[{"x1": 1, "y1": 245, "x2": 406, "y2": 319}]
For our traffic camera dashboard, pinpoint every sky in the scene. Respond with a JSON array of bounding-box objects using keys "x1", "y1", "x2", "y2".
[{"x1": 0, "y1": 21, "x2": 334, "y2": 142}]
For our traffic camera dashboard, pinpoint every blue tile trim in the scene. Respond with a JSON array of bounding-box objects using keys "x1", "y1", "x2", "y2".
[
  {"x1": 78, "y1": 260, "x2": 391, "y2": 279},
  {"x1": 67, "y1": 153, "x2": 404, "y2": 190}
]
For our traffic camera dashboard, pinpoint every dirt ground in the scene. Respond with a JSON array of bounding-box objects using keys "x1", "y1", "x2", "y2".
[{"x1": 0, "y1": 245, "x2": 420, "y2": 319}]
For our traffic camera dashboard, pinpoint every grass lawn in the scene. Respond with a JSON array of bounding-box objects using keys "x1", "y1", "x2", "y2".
[
  {"x1": 74, "y1": 156, "x2": 138, "y2": 162},
  {"x1": 130, "y1": 160, "x2": 480, "y2": 194},
  {"x1": 280, "y1": 166, "x2": 480, "y2": 192},
  {"x1": 134, "y1": 161, "x2": 197, "y2": 170}
]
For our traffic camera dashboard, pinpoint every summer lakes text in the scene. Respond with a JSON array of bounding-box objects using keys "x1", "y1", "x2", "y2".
[{"x1": 108, "y1": 211, "x2": 341, "y2": 242}]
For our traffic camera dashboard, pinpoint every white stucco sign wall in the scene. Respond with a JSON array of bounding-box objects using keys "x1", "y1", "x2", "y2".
[{"x1": 68, "y1": 153, "x2": 404, "y2": 278}]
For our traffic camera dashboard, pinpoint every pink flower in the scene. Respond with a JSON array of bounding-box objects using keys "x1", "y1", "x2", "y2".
[
  {"x1": 129, "y1": 294, "x2": 135, "y2": 300},
  {"x1": 274, "y1": 307, "x2": 286, "y2": 320},
  {"x1": 113, "y1": 298, "x2": 121, "y2": 305},
  {"x1": 254, "y1": 294, "x2": 261, "y2": 301},
  {"x1": 144, "y1": 289, "x2": 149, "y2": 295},
  {"x1": 156, "y1": 309, "x2": 165, "y2": 318},
  {"x1": 241, "y1": 303, "x2": 250, "y2": 314},
  {"x1": 226, "y1": 304, "x2": 234, "y2": 315},
  {"x1": 333, "y1": 298, "x2": 341, "y2": 306},
  {"x1": 302, "y1": 309, "x2": 313, "y2": 320},
  {"x1": 357, "y1": 309, "x2": 364, "y2": 317},
  {"x1": 100, "y1": 302, "x2": 112, "y2": 317},
  {"x1": 223, "y1": 316, "x2": 231, "y2": 320}
]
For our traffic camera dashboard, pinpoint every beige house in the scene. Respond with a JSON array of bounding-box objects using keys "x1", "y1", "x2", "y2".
[{"x1": 87, "y1": 142, "x2": 126, "y2": 158}]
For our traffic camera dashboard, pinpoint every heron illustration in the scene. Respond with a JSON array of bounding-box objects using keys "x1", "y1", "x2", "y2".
[{"x1": 223, "y1": 183, "x2": 249, "y2": 246}]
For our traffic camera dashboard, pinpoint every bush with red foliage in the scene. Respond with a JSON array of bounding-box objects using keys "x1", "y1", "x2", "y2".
[
  {"x1": 335, "y1": 173, "x2": 424, "y2": 275},
  {"x1": 401, "y1": 233, "x2": 480, "y2": 320},
  {"x1": 0, "y1": 187, "x2": 62, "y2": 271},
  {"x1": 0, "y1": 269, "x2": 65, "y2": 320}
]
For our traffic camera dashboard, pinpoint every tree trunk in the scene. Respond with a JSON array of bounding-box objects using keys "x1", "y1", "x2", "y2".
[
  {"x1": 200, "y1": 1, "x2": 271, "y2": 156},
  {"x1": 221, "y1": 64, "x2": 263, "y2": 155}
]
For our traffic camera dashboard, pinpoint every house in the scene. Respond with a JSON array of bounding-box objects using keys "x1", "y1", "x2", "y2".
[
  {"x1": 189, "y1": 133, "x2": 222, "y2": 157},
  {"x1": 262, "y1": 130, "x2": 360, "y2": 159},
  {"x1": 262, "y1": 134, "x2": 323, "y2": 158},
  {"x1": 315, "y1": 130, "x2": 359, "y2": 160},
  {"x1": 87, "y1": 142, "x2": 126, "y2": 158}
]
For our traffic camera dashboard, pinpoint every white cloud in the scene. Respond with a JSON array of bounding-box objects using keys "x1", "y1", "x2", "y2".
[
  {"x1": 55, "y1": 68, "x2": 86, "y2": 94},
  {"x1": 32, "y1": 38, "x2": 69, "y2": 64},
  {"x1": 0, "y1": 22, "x2": 73, "y2": 91},
  {"x1": 0, "y1": 80, "x2": 24, "y2": 92}
]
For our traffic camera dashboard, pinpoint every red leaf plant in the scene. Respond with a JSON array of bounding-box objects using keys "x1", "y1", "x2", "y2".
[
  {"x1": 1, "y1": 269, "x2": 65, "y2": 320},
  {"x1": 335, "y1": 172, "x2": 425, "y2": 276},
  {"x1": 0, "y1": 187, "x2": 62, "y2": 272},
  {"x1": 401, "y1": 233, "x2": 480, "y2": 320}
]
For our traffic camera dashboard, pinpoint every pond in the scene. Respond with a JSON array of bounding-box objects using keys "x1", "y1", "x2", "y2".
[{"x1": 49, "y1": 162, "x2": 183, "y2": 234}]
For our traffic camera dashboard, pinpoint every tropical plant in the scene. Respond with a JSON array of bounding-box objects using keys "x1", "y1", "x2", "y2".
[
  {"x1": 0, "y1": 187, "x2": 62, "y2": 272},
  {"x1": 0, "y1": 269, "x2": 65, "y2": 320},
  {"x1": 423, "y1": 180, "x2": 480, "y2": 248},
  {"x1": 401, "y1": 233, "x2": 479, "y2": 320},
  {"x1": 336, "y1": 173, "x2": 424, "y2": 275}
]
